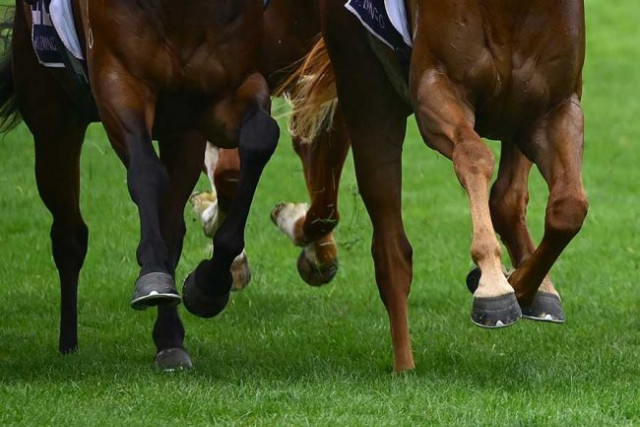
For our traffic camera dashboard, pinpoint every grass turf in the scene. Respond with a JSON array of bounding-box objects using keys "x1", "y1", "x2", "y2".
[{"x1": 1, "y1": 1, "x2": 639, "y2": 425}]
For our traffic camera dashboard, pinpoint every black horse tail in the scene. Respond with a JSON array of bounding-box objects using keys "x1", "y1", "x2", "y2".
[{"x1": 0, "y1": 8, "x2": 21, "y2": 134}]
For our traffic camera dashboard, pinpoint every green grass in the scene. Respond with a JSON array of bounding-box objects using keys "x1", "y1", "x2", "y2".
[{"x1": 1, "y1": 1, "x2": 640, "y2": 425}]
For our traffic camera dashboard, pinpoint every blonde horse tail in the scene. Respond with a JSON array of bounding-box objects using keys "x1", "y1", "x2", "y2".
[{"x1": 274, "y1": 37, "x2": 337, "y2": 144}]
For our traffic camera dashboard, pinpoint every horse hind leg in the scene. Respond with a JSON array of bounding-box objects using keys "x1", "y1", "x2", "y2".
[
  {"x1": 89, "y1": 56, "x2": 180, "y2": 310},
  {"x1": 212, "y1": 148, "x2": 252, "y2": 291},
  {"x1": 12, "y1": 4, "x2": 89, "y2": 353},
  {"x1": 190, "y1": 143, "x2": 222, "y2": 239},
  {"x1": 34, "y1": 125, "x2": 89, "y2": 354},
  {"x1": 191, "y1": 145, "x2": 252, "y2": 291},
  {"x1": 146, "y1": 131, "x2": 206, "y2": 371},
  {"x1": 506, "y1": 96, "x2": 588, "y2": 309},
  {"x1": 271, "y1": 107, "x2": 350, "y2": 286},
  {"x1": 322, "y1": 15, "x2": 415, "y2": 371},
  {"x1": 467, "y1": 142, "x2": 565, "y2": 323}
]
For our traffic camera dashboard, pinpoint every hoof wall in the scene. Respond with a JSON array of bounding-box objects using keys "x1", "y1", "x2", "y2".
[
  {"x1": 472, "y1": 293, "x2": 522, "y2": 329},
  {"x1": 154, "y1": 348, "x2": 193, "y2": 371},
  {"x1": 131, "y1": 272, "x2": 181, "y2": 311},
  {"x1": 521, "y1": 292, "x2": 565, "y2": 323},
  {"x1": 466, "y1": 267, "x2": 481, "y2": 294},
  {"x1": 297, "y1": 250, "x2": 338, "y2": 287},
  {"x1": 182, "y1": 270, "x2": 230, "y2": 318}
]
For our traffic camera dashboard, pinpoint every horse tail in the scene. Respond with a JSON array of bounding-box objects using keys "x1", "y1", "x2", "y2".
[
  {"x1": 274, "y1": 37, "x2": 338, "y2": 144},
  {"x1": 0, "y1": 8, "x2": 21, "y2": 134}
]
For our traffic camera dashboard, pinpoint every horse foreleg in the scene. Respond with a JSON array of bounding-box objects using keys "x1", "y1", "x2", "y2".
[
  {"x1": 183, "y1": 74, "x2": 279, "y2": 318},
  {"x1": 484, "y1": 143, "x2": 565, "y2": 322},
  {"x1": 90, "y1": 60, "x2": 179, "y2": 310},
  {"x1": 412, "y1": 69, "x2": 521, "y2": 329},
  {"x1": 12, "y1": 4, "x2": 89, "y2": 353},
  {"x1": 147, "y1": 131, "x2": 206, "y2": 371},
  {"x1": 323, "y1": 15, "x2": 415, "y2": 371},
  {"x1": 507, "y1": 96, "x2": 588, "y2": 309},
  {"x1": 271, "y1": 107, "x2": 350, "y2": 286},
  {"x1": 33, "y1": 126, "x2": 89, "y2": 354}
]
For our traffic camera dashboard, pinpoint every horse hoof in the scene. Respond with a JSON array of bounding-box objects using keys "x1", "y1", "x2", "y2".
[
  {"x1": 182, "y1": 269, "x2": 230, "y2": 318},
  {"x1": 297, "y1": 249, "x2": 338, "y2": 287},
  {"x1": 154, "y1": 348, "x2": 194, "y2": 371},
  {"x1": 270, "y1": 202, "x2": 287, "y2": 225},
  {"x1": 466, "y1": 267, "x2": 481, "y2": 294},
  {"x1": 521, "y1": 292, "x2": 566, "y2": 323},
  {"x1": 59, "y1": 344, "x2": 78, "y2": 355},
  {"x1": 230, "y1": 252, "x2": 252, "y2": 291},
  {"x1": 131, "y1": 272, "x2": 181, "y2": 311},
  {"x1": 471, "y1": 293, "x2": 522, "y2": 329}
]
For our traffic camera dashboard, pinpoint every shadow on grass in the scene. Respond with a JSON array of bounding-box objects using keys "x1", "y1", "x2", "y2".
[{"x1": 1, "y1": 284, "x2": 637, "y2": 395}]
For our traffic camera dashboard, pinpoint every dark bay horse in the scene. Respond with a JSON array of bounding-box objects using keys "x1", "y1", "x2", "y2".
[
  {"x1": 194, "y1": 0, "x2": 350, "y2": 289},
  {"x1": 0, "y1": 0, "x2": 279, "y2": 369},
  {"x1": 287, "y1": 0, "x2": 588, "y2": 372}
]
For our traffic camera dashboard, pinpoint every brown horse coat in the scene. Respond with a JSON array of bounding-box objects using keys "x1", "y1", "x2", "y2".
[
  {"x1": 289, "y1": 0, "x2": 588, "y2": 371},
  {"x1": 0, "y1": 0, "x2": 280, "y2": 369}
]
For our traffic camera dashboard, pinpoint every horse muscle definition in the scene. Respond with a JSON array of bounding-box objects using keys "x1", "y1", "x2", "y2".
[
  {"x1": 0, "y1": 0, "x2": 280, "y2": 370},
  {"x1": 193, "y1": 0, "x2": 350, "y2": 290},
  {"x1": 285, "y1": 0, "x2": 587, "y2": 372}
]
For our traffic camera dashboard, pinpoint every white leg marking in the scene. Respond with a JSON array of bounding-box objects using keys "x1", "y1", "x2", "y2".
[
  {"x1": 275, "y1": 202, "x2": 308, "y2": 244},
  {"x1": 303, "y1": 242, "x2": 319, "y2": 265},
  {"x1": 190, "y1": 192, "x2": 222, "y2": 238},
  {"x1": 473, "y1": 265, "x2": 514, "y2": 299},
  {"x1": 230, "y1": 249, "x2": 250, "y2": 291},
  {"x1": 204, "y1": 142, "x2": 220, "y2": 192}
]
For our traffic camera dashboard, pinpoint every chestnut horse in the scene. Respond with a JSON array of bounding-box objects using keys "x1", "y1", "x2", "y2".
[
  {"x1": 194, "y1": 0, "x2": 350, "y2": 289},
  {"x1": 286, "y1": 0, "x2": 588, "y2": 372},
  {"x1": 0, "y1": 0, "x2": 279, "y2": 369}
]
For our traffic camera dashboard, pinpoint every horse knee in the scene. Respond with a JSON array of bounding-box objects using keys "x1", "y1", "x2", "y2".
[
  {"x1": 546, "y1": 189, "x2": 588, "y2": 238},
  {"x1": 453, "y1": 140, "x2": 495, "y2": 187}
]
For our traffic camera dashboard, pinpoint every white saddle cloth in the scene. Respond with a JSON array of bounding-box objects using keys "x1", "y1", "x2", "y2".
[
  {"x1": 384, "y1": 0, "x2": 412, "y2": 46},
  {"x1": 49, "y1": 0, "x2": 84, "y2": 60}
]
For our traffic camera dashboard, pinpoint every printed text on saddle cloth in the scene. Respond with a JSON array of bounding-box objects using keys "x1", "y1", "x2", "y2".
[{"x1": 344, "y1": 0, "x2": 412, "y2": 51}]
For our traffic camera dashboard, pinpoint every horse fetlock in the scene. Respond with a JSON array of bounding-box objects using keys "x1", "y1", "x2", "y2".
[
  {"x1": 303, "y1": 208, "x2": 339, "y2": 242},
  {"x1": 182, "y1": 261, "x2": 232, "y2": 318},
  {"x1": 230, "y1": 250, "x2": 252, "y2": 291}
]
